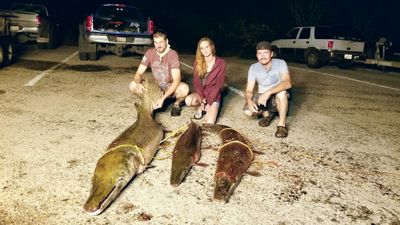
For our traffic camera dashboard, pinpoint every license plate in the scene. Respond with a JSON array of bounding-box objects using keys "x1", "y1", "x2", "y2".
[
  {"x1": 116, "y1": 37, "x2": 126, "y2": 42},
  {"x1": 344, "y1": 54, "x2": 352, "y2": 60},
  {"x1": 10, "y1": 26, "x2": 19, "y2": 32}
]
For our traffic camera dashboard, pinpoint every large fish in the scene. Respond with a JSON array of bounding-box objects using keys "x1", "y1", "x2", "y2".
[
  {"x1": 170, "y1": 121, "x2": 202, "y2": 186},
  {"x1": 83, "y1": 76, "x2": 164, "y2": 215},
  {"x1": 213, "y1": 126, "x2": 254, "y2": 202}
]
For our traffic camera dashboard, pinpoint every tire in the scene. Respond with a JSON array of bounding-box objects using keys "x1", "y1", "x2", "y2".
[
  {"x1": 0, "y1": 42, "x2": 6, "y2": 68},
  {"x1": 271, "y1": 46, "x2": 280, "y2": 58},
  {"x1": 38, "y1": 21, "x2": 56, "y2": 49},
  {"x1": 79, "y1": 52, "x2": 89, "y2": 61},
  {"x1": 306, "y1": 50, "x2": 321, "y2": 68},
  {"x1": 6, "y1": 38, "x2": 16, "y2": 64},
  {"x1": 88, "y1": 52, "x2": 97, "y2": 61}
]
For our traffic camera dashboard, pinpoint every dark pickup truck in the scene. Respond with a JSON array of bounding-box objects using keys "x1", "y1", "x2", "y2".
[
  {"x1": 0, "y1": 3, "x2": 59, "y2": 49},
  {"x1": 78, "y1": 4, "x2": 155, "y2": 61}
]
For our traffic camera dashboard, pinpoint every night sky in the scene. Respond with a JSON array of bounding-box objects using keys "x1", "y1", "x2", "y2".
[{"x1": 1, "y1": 0, "x2": 399, "y2": 55}]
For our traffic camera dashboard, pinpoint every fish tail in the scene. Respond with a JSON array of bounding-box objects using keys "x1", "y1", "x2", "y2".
[{"x1": 142, "y1": 75, "x2": 163, "y2": 114}]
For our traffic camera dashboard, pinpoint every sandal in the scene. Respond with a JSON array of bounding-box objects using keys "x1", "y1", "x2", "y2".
[
  {"x1": 171, "y1": 105, "x2": 182, "y2": 117},
  {"x1": 275, "y1": 126, "x2": 288, "y2": 138},
  {"x1": 258, "y1": 112, "x2": 275, "y2": 127},
  {"x1": 193, "y1": 110, "x2": 206, "y2": 120}
]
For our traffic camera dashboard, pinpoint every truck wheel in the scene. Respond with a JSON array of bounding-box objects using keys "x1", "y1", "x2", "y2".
[
  {"x1": 306, "y1": 50, "x2": 321, "y2": 68},
  {"x1": 46, "y1": 26, "x2": 56, "y2": 49},
  {"x1": 272, "y1": 46, "x2": 280, "y2": 58},
  {"x1": 0, "y1": 43, "x2": 6, "y2": 68},
  {"x1": 79, "y1": 52, "x2": 89, "y2": 61},
  {"x1": 38, "y1": 25, "x2": 56, "y2": 49},
  {"x1": 88, "y1": 52, "x2": 97, "y2": 61},
  {"x1": 6, "y1": 38, "x2": 16, "y2": 64}
]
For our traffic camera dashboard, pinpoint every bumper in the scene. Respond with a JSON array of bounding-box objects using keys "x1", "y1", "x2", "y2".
[
  {"x1": 86, "y1": 34, "x2": 152, "y2": 46},
  {"x1": 322, "y1": 50, "x2": 365, "y2": 61}
]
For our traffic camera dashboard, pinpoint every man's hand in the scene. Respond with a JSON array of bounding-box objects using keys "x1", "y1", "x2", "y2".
[
  {"x1": 258, "y1": 92, "x2": 271, "y2": 106},
  {"x1": 153, "y1": 98, "x2": 165, "y2": 110},
  {"x1": 129, "y1": 81, "x2": 144, "y2": 95},
  {"x1": 248, "y1": 100, "x2": 259, "y2": 113}
]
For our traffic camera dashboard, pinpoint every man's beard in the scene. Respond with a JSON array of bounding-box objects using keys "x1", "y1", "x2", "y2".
[{"x1": 156, "y1": 47, "x2": 166, "y2": 53}]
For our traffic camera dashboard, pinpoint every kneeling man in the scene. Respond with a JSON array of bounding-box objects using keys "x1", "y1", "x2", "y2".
[{"x1": 243, "y1": 41, "x2": 292, "y2": 138}]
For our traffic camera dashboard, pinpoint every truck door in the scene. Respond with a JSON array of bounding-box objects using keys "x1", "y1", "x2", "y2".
[
  {"x1": 280, "y1": 28, "x2": 300, "y2": 58},
  {"x1": 295, "y1": 27, "x2": 311, "y2": 58}
]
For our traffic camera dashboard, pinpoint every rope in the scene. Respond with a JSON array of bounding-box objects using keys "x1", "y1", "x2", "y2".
[
  {"x1": 153, "y1": 124, "x2": 190, "y2": 160},
  {"x1": 107, "y1": 144, "x2": 146, "y2": 164},
  {"x1": 160, "y1": 124, "x2": 189, "y2": 144}
]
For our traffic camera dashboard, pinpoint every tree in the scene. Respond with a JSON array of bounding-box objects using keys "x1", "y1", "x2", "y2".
[{"x1": 284, "y1": 0, "x2": 329, "y2": 26}]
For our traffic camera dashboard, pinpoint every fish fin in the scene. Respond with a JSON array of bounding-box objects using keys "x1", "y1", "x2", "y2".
[
  {"x1": 195, "y1": 162, "x2": 209, "y2": 167},
  {"x1": 245, "y1": 170, "x2": 262, "y2": 177},
  {"x1": 162, "y1": 125, "x2": 172, "y2": 132},
  {"x1": 252, "y1": 150, "x2": 265, "y2": 155},
  {"x1": 146, "y1": 164, "x2": 156, "y2": 169},
  {"x1": 159, "y1": 140, "x2": 172, "y2": 148}
]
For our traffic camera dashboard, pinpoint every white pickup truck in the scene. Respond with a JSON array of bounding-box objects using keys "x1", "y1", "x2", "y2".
[
  {"x1": 0, "y1": 3, "x2": 58, "y2": 49},
  {"x1": 271, "y1": 25, "x2": 365, "y2": 68}
]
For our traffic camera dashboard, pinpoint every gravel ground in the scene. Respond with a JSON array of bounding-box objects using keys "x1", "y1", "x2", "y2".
[{"x1": 0, "y1": 47, "x2": 399, "y2": 225}]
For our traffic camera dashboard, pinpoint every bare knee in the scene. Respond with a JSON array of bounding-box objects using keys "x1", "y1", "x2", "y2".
[
  {"x1": 175, "y1": 82, "x2": 189, "y2": 99},
  {"x1": 275, "y1": 91, "x2": 288, "y2": 101},
  {"x1": 185, "y1": 95, "x2": 194, "y2": 106}
]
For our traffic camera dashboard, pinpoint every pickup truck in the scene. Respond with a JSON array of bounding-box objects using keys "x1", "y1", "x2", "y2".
[
  {"x1": 0, "y1": 3, "x2": 59, "y2": 49},
  {"x1": 78, "y1": 4, "x2": 154, "y2": 61},
  {"x1": 271, "y1": 25, "x2": 365, "y2": 68},
  {"x1": 0, "y1": 17, "x2": 16, "y2": 68}
]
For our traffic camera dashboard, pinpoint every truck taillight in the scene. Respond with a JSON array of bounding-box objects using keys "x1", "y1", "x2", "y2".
[
  {"x1": 35, "y1": 15, "x2": 41, "y2": 25},
  {"x1": 147, "y1": 19, "x2": 154, "y2": 34},
  {"x1": 86, "y1": 15, "x2": 93, "y2": 32},
  {"x1": 328, "y1": 40, "x2": 334, "y2": 50}
]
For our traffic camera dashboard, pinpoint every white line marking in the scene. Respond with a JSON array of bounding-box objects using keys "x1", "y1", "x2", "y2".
[
  {"x1": 289, "y1": 66, "x2": 400, "y2": 92},
  {"x1": 25, "y1": 51, "x2": 79, "y2": 87},
  {"x1": 180, "y1": 61, "x2": 245, "y2": 97}
]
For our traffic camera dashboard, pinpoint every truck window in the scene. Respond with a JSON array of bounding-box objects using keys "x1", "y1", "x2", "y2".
[
  {"x1": 315, "y1": 26, "x2": 363, "y2": 41},
  {"x1": 12, "y1": 3, "x2": 47, "y2": 16},
  {"x1": 299, "y1": 28, "x2": 310, "y2": 39},
  {"x1": 285, "y1": 28, "x2": 299, "y2": 39},
  {"x1": 96, "y1": 5, "x2": 144, "y2": 22}
]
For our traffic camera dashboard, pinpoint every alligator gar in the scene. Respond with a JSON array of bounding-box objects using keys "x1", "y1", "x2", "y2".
[
  {"x1": 213, "y1": 126, "x2": 254, "y2": 202},
  {"x1": 83, "y1": 76, "x2": 164, "y2": 215},
  {"x1": 170, "y1": 121, "x2": 202, "y2": 186}
]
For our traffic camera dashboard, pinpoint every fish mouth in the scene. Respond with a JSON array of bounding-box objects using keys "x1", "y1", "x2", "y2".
[
  {"x1": 213, "y1": 176, "x2": 238, "y2": 203},
  {"x1": 83, "y1": 182, "x2": 119, "y2": 215},
  {"x1": 170, "y1": 166, "x2": 191, "y2": 186}
]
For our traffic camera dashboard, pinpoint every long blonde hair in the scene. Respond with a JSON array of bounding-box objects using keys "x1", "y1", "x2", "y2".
[{"x1": 195, "y1": 37, "x2": 216, "y2": 78}]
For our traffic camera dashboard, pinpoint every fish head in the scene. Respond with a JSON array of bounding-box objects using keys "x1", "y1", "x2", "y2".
[
  {"x1": 83, "y1": 149, "x2": 141, "y2": 215},
  {"x1": 213, "y1": 172, "x2": 239, "y2": 203},
  {"x1": 83, "y1": 175, "x2": 127, "y2": 215},
  {"x1": 170, "y1": 154, "x2": 194, "y2": 186}
]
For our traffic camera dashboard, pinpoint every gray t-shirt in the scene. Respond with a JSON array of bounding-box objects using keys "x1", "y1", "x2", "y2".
[{"x1": 248, "y1": 58, "x2": 288, "y2": 93}]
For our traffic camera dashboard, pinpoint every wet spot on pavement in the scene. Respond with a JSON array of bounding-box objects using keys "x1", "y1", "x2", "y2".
[
  {"x1": 61, "y1": 65, "x2": 110, "y2": 72},
  {"x1": 14, "y1": 59, "x2": 60, "y2": 71}
]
